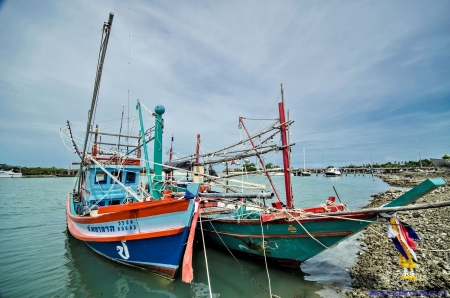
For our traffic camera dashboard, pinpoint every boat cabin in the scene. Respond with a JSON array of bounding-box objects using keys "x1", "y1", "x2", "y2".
[{"x1": 83, "y1": 165, "x2": 141, "y2": 206}]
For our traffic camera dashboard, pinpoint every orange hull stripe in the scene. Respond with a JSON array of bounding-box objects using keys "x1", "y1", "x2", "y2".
[
  {"x1": 67, "y1": 217, "x2": 185, "y2": 242},
  {"x1": 97, "y1": 199, "x2": 188, "y2": 214},
  {"x1": 67, "y1": 194, "x2": 190, "y2": 224}
]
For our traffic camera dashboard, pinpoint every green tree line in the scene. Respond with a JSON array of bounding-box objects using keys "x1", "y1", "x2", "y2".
[
  {"x1": 345, "y1": 159, "x2": 434, "y2": 168},
  {"x1": 20, "y1": 167, "x2": 77, "y2": 176}
]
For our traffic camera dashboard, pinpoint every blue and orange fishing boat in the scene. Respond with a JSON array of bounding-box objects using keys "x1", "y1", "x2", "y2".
[{"x1": 63, "y1": 13, "x2": 199, "y2": 280}]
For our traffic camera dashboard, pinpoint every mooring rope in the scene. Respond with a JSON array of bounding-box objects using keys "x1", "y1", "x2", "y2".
[
  {"x1": 198, "y1": 213, "x2": 213, "y2": 298},
  {"x1": 205, "y1": 216, "x2": 275, "y2": 296},
  {"x1": 258, "y1": 211, "x2": 273, "y2": 297},
  {"x1": 282, "y1": 209, "x2": 330, "y2": 249}
]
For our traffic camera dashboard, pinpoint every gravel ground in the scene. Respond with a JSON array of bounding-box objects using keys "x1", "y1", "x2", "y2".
[{"x1": 339, "y1": 170, "x2": 450, "y2": 297}]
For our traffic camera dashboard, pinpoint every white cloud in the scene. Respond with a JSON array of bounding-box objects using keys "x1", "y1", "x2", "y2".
[{"x1": 0, "y1": 0, "x2": 449, "y2": 167}]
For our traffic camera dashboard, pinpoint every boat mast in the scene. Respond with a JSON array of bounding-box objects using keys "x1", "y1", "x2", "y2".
[
  {"x1": 169, "y1": 134, "x2": 174, "y2": 162},
  {"x1": 77, "y1": 12, "x2": 114, "y2": 195},
  {"x1": 195, "y1": 134, "x2": 200, "y2": 164},
  {"x1": 167, "y1": 134, "x2": 174, "y2": 181},
  {"x1": 153, "y1": 105, "x2": 165, "y2": 199},
  {"x1": 303, "y1": 147, "x2": 306, "y2": 171},
  {"x1": 280, "y1": 84, "x2": 294, "y2": 208}
]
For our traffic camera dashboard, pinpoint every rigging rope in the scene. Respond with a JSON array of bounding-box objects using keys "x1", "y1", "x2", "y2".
[
  {"x1": 248, "y1": 94, "x2": 281, "y2": 136},
  {"x1": 205, "y1": 213, "x2": 275, "y2": 296},
  {"x1": 258, "y1": 210, "x2": 273, "y2": 297},
  {"x1": 198, "y1": 212, "x2": 213, "y2": 298}
]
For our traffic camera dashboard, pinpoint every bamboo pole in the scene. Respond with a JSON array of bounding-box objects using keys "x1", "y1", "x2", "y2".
[
  {"x1": 306, "y1": 200, "x2": 450, "y2": 217},
  {"x1": 172, "y1": 192, "x2": 274, "y2": 199}
]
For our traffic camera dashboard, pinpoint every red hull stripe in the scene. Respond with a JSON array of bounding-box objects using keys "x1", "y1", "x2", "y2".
[
  {"x1": 67, "y1": 215, "x2": 185, "y2": 242},
  {"x1": 222, "y1": 212, "x2": 376, "y2": 225},
  {"x1": 67, "y1": 194, "x2": 190, "y2": 224},
  {"x1": 202, "y1": 230, "x2": 353, "y2": 239}
]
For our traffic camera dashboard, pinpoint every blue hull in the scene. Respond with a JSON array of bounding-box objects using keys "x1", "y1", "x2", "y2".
[{"x1": 85, "y1": 228, "x2": 189, "y2": 278}]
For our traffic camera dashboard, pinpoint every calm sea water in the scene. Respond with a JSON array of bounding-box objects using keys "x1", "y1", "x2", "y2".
[{"x1": 0, "y1": 174, "x2": 391, "y2": 298}]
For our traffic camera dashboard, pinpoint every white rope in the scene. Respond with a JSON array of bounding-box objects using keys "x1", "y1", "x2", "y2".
[
  {"x1": 282, "y1": 209, "x2": 330, "y2": 249},
  {"x1": 60, "y1": 128, "x2": 77, "y2": 153},
  {"x1": 248, "y1": 96, "x2": 281, "y2": 135},
  {"x1": 304, "y1": 211, "x2": 381, "y2": 224},
  {"x1": 202, "y1": 205, "x2": 276, "y2": 296},
  {"x1": 259, "y1": 211, "x2": 273, "y2": 297},
  {"x1": 198, "y1": 212, "x2": 213, "y2": 298}
]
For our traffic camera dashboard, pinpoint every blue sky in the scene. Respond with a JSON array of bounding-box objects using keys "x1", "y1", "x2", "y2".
[{"x1": 0, "y1": 0, "x2": 449, "y2": 169}]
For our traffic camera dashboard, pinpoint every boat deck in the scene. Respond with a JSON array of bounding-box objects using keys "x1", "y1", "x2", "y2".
[{"x1": 200, "y1": 207, "x2": 233, "y2": 216}]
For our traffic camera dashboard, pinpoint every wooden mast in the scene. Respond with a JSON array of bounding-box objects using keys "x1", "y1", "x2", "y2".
[
  {"x1": 77, "y1": 12, "x2": 114, "y2": 195},
  {"x1": 195, "y1": 134, "x2": 200, "y2": 164},
  {"x1": 167, "y1": 134, "x2": 174, "y2": 181},
  {"x1": 279, "y1": 83, "x2": 294, "y2": 208}
]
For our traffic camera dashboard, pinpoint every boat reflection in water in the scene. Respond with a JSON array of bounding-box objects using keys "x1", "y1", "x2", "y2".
[
  {"x1": 63, "y1": 231, "x2": 187, "y2": 297},
  {"x1": 63, "y1": 230, "x2": 326, "y2": 297}
]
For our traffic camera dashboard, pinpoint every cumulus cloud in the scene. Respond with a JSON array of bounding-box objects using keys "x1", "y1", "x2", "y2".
[{"x1": 0, "y1": 0, "x2": 449, "y2": 167}]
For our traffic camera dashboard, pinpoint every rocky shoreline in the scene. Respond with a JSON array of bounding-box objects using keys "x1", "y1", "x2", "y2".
[{"x1": 340, "y1": 170, "x2": 450, "y2": 297}]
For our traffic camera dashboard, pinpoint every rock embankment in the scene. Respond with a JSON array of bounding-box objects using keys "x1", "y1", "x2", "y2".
[{"x1": 341, "y1": 171, "x2": 450, "y2": 297}]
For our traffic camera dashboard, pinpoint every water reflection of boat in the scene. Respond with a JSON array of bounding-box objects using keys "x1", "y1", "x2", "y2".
[
  {"x1": 65, "y1": 230, "x2": 324, "y2": 297},
  {"x1": 63, "y1": 232, "x2": 180, "y2": 297}
]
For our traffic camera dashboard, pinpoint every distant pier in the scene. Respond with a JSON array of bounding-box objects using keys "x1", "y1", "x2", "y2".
[
  {"x1": 292, "y1": 167, "x2": 437, "y2": 176},
  {"x1": 221, "y1": 167, "x2": 438, "y2": 178}
]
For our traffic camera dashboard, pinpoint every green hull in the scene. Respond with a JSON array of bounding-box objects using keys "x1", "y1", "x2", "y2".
[
  {"x1": 201, "y1": 213, "x2": 377, "y2": 265},
  {"x1": 200, "y1": 178, "x2": 446, "y2": 265}
]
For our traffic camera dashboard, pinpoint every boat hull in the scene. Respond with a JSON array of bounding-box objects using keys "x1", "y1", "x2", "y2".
[
  {"x1": 430, "y1": 158, "x2": 450, "y2": 168},
  {"x1": 198, "y1": 178, "x2": 446, "y2": 266},
  {"x1": 0, "y1": 170, "x2": 22, "y2": 178},
  {"x1": 325, "y1": 167, "x2": 341, "y2": 176},
  {"x1": 199, "y1": 213, "x2": 377, "y2": 266},
  {"x1": 66, "y1": 194, "x2": 195, "y2": 278},
  {"x1": 85, "y1": 231, "x2": 188, "y2": 278}
]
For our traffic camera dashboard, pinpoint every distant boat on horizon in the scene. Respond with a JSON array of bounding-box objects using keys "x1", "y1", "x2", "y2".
[
  {"x1": 430, "y1": 158, "x2": 450, "y2": 168},
  {"x1": 56, "y1": 173, "x2": 77, "y2": 177},
  {"x1": 0, "y1": 170, "x2": 22, "y2": 178},
  {"x1": 300, "y1": 147, "x2": 311, "y2": 176},
  {"x1": 325, "y1": 166, "x2": 342, "y2": 177}
]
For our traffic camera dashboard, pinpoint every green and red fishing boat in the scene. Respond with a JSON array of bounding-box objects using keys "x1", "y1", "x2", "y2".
[{"x1": 163, "y1": 84, "x2": 447, "y2": 268}]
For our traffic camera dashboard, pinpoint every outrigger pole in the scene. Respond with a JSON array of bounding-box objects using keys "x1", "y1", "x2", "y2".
[
  {"x1": 239, "y1": 117, "x2": 284, "y2": 204},
  {"x1": 77, "y1": 12, "x2": 114, "y2": 196}
]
